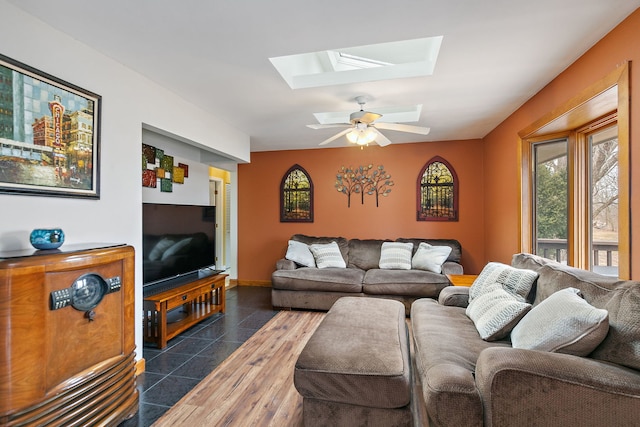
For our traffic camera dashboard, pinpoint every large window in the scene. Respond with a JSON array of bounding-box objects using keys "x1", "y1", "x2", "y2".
[
  {"x1": 533, "y1": 139, "x2": 568, "y2": 263},
  {"x1": 531, "y1": 122, "x2": 619, "y2": 276},
  {"x1": 520, "y1": 64, "x2": 629, "y2": 278}
]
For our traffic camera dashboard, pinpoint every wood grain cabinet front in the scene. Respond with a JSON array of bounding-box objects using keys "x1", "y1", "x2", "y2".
[{"x1": 0, "y1": 244, "x2": 138, "y2": 427}]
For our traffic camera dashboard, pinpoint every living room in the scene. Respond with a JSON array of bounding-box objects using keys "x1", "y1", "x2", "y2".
[{"x1": 1, "y1": 1, "x2": 640, "y2": 425}]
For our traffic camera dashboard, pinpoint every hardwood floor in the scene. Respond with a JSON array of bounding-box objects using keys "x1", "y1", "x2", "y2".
[{"x1": 152, "y1": 310, "x2": 325, "y2": 426}]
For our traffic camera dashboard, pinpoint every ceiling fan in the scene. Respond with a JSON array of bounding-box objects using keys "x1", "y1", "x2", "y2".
[{"x1": 306, "y1": 96, "x2": 430, "y2": 147}]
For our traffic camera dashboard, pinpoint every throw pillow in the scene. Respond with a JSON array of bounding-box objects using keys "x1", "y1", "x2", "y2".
[
  {"x1": 411, "y1": 242, "x2": 452, "y2": 273},
  {"x1": 469, "y1": 262, "x2": 538, "y2": 303},
  {"x1": 511, "y1": 287, "x2": 609, "y2": 356},
  {"x1": 466, "y1": 284, "x2": 532, "y2": 341},
  {"x1": 309, "y1": 241, "x2": 346, "y2": 268},
  {"x1": 285, "y1": 240, "x2": 316, "y2": 268},
  {"x1": 161, "y1": 237, "x2": 193, "y2": 261},
  {"x1": 379, "y1": 242, "x2": 413, "y2": 270}
]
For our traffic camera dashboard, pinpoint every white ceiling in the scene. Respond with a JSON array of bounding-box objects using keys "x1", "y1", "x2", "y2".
[{"x1": 9, "y1": 0, "x2": 640, "y2": 153}]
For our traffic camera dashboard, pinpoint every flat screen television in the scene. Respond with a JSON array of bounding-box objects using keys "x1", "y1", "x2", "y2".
[{"x1": 142, "y1": 203, "x2": 215, "y2": 286}]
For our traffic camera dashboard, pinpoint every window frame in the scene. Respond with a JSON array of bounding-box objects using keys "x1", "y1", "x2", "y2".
[
  {"x1": 519, "y1": 63, "x2": 629, "y2": 278},
  {"x1": 416, "y1": 155, "x2": 459, "y2": 221},
  {"x1": 279, "y1": 164, "x2": 314, "y2": 223}
]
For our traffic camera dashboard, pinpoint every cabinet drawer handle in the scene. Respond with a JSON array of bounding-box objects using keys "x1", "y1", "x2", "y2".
[{"x1": 182, "y1": 295, "x2": 187, "y2": 301}]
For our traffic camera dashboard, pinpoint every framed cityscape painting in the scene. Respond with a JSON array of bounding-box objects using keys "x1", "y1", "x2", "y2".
[{"x1": 0, "y1": 53, "x2": 101, "y2": 198}]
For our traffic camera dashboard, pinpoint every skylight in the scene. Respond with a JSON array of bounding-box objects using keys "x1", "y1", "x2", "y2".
[
  {"x1": 269, "y1": 36, "x2": 443, "y2": 89},
  {"x1": 330, "y1": 52, "x2": 394, "y2": 70}
]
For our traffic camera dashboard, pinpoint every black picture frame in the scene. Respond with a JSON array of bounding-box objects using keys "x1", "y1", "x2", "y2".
[{"x1": 0, "y1": 53, "x2": 101, "y2": 198}]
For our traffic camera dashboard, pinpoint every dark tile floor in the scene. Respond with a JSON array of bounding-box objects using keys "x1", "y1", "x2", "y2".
[{"x1": 120, "y1": 286, "x2": 277, "y2": 427}]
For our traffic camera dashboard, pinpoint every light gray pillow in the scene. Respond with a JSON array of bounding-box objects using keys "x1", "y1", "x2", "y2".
[
  {"x1": 469, "y1": 262, "x2": 538, "y2": 303},
  {"x1": 379, "y1": 242, "x2": 413, "y2": 270},
  {"x1": 466, "y1": 284, "x2": 532, "y2": 341},
  {"x1": 511, "y1": 287, "x2": 609, "y2": 356},
  {"x1": 309, "y1": 241, "x2": 346, "y2": 268},
  {"x1": 411, "y1": 242, "x2": 452, "y2": 273},
  {"x1": 285, "y1": 240, "x2": 316, "y2": 268}
]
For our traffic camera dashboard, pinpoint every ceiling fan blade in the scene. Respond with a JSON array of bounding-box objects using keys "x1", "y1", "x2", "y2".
[
  {"x1": 371, "y1": 128, "x2": 392, "y2": 147},
  {"x1": 374, "y1": 122, "x2": 431, "y2": 135},
  {"x1": 306, "y1": 123, "x2": 350, "y2": 130},
  {"x1": 319, "y1": 128, "x2": 352, "y2": 146}
]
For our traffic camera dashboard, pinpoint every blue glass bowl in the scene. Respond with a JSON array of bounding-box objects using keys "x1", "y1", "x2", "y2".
[{"x1": 30, "y1": 228, "x2": 65, "y2": 250}]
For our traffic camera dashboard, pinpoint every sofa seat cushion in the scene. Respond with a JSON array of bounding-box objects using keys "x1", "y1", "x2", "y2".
[
  {"x1": 362, "y1": 269, "x2": 449, "y2": 297},
  {"x1": 271, "y1": 267, "x2": 364, "y2": 293},
  {"x1": 411, "y1": 298, "x2": 510, "y2": 427}
]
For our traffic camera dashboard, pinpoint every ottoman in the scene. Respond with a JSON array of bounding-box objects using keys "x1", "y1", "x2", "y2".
[{"x1": 294, "y1": 297, "x2": 412, "y2": 426}]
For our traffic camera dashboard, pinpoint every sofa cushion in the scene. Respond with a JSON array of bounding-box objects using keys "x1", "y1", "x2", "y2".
[
  {"x1": 411, "y1": 299, "x2": 510, "y2": 426},
  {"x1": 363, "y1": 269, "x2": 450, "y2": 298},
  {"x1": 589, "y1": 280, "x2": 640, "y2": 371},
  {"x1": 412, "y1": 242, "x2": 452, "y2": 273},
  {"x1": 310, "y1": 241, "x2": 347, "y2": 268},
  {"x1": 271, "y1": 268, "x2": 364, "y2": 293},
  {"x1": 466, "y1": 284, "x2": 532, "y2": 341},
  {"x1": 395, "y1": 238, "x2": 462, "y2": 263},
  {"x1": 511, "y1": 287, "x2": 609, "y2": 356},
  {"x1": 285, "y1": 240, "x2": 316, "y2": 268},
  {"x1": 292, "y1": 234, "x2": 349, "y2": 265},
  {"x1": 347, "y1": 239, "x2": 389, "y2": 270},
  {"x1": 379, "y1": 242, "x2": 413, "y2": 270},
  {"x1": 469, "y1": 262, "x2": 538, "y2": 304}
]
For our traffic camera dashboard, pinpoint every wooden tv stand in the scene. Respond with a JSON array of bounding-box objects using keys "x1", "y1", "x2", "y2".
[{"x1": 143, "y1": 273, "x2": 226, "y2": 348}]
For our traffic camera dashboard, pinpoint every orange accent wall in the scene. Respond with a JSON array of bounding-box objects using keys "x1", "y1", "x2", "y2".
[
  {"x1": 238, "y1": 140, "x2": 484, "y2": 281},
  {"x1": 483, "y1": 8, "x2": 640, "y2": 277}
]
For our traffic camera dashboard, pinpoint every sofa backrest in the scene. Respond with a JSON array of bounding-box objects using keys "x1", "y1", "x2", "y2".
[
  {"x1": 347, "y1": 239, "x2": 390, "y2": 270},
  {"x1": 512, "y1": 253, "x2": 640, "y2": 371}
]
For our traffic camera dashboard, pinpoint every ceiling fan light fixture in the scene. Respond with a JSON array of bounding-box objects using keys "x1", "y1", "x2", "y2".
[{"x1": 346, "y1": 125, "x2": 376, "y2": 145}]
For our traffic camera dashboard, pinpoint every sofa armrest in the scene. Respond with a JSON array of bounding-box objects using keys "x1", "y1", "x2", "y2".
[
  {"x1": 276, "y1": 258, "x2": 297, "y2": 270},
  {"x1": 441, "y1": 261, "x2": 463, "y2": 275},
  {"x1": 438, "y1": 286, "x2": 470, "y2": 307},
  {"x1": 475, "y1": 347, "x2": 640, "y2": 426}
]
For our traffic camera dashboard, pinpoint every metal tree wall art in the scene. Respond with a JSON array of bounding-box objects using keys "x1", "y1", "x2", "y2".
[{"x1": 335, "y1": 164, "x2": 393, "y2": 207}]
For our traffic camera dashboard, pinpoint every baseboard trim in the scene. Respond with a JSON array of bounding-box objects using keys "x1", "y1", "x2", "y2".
[
  {"x1": 135, "y1": 358, "x2": 145, "y2": 376},
  {"x1": 233, "y1": 279, "x2": 272, "y2": 287}
]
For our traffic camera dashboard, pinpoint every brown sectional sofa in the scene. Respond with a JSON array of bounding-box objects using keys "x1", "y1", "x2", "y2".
[
  {"x1": 271, "y1": 234, "x2": 463, "y2": 313},
  {"x1": 411, "y1": 253, "x2": 640, "y2": 426}
]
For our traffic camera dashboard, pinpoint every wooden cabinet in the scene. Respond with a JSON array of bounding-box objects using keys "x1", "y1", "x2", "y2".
[
  {"x1": 0, "y1": 244, "x2": 138, "y2": 426},
  {"x1": 143, "y1": 273, "x2": 226, "y2": 349}
]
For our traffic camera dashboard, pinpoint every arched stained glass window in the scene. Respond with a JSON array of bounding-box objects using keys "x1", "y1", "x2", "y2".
[
  {"x1": 417, "y1": 156, "x2": 458, "y2": 221},
  {"x1": 280, "y1": 164, "x2": 313, "y2": 222}
]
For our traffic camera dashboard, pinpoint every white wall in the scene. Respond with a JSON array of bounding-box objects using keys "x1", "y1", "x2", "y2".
[
  {"x1": 142, "y1": 129, "x2": 211, "y2": 206},
  {"x1": 0, "y1": 1, "x2": 249, "y2": 356}
]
